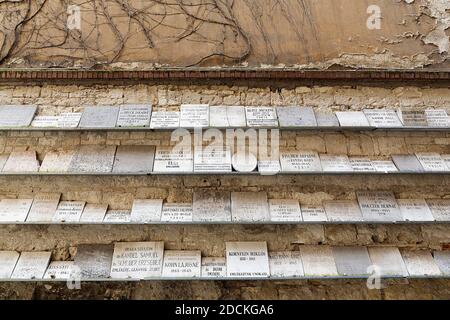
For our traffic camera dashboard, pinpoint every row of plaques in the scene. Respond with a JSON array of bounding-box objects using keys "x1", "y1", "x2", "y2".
[
  {"x1": 1, "y1": 147, "x2": 449, "y2": 174},
  {"x1": 1, "y1": 191, "x2": 449, "y2": 223},
  {"x1": 1, "y1": 105, "x2": 449, "y2": 129},
  {"x1": 1, "y1": 242, "x2": 449, "y2": 280}
]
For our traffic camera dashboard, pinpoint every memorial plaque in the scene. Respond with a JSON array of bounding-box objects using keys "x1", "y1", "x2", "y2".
[
  {"x1": 258, "y1": 159, "x2": 281, "y2": 175},
  {"x1": 269, "y1": 199, "x2": 302, "y2": 222},
  {"x1": 401, "y1": 250, "x2": 441, "y2": 276},
  {"x1": 40, "y1": 150, "x2": 75, "y2": 172},
  {"x1": 398, "y1": 110, "x2": 428, "y2": 127},
  {"x1": 79, "y1": 204, "x2": 108, "y2": 223},
  {"x1": 153, "y1": 146, "x2": 193, "y2": 173},
  {"x1": 0, "y1": 105, "x2": 37, "y2": 127},
  {"x1": 425, "y1": 109, "x2": 450, "y2": 127},
  {"x1": 349, "y1": 157, "x2": 377, "y2": 172},
  {"x1": 226, "y1": 242, "x2": 270, "y2": 278},
  {"x1": 427, "y1": 199, "x2": 450, "y2": 221},
  {"x1": 11, "y1": 252, "x2": 51, "y2": 279},
  {"x1": 194, "y1": 147, "x2": 232, "y2": 173},
  {"x1": 116, "y1": 104, "x2": 152, "y2": 127},
  {"x1": 130, "y1": 199, "x2": 163, "y2": 223},
  {"x1": 332, "y1": 246, "x2": 372, "y2": 276},
  {"x1": 2, "y1": 151, "x2": 39, "y2": 172},
  {"x1": 57, "y1": 112, "x2": 82, "y2": 128},
  {"x1": 300, "y1": 246, "x2": 338, "y2": 277},
  {"x1": 392, "y1": 154, "x2": 424, "y2": 172},
  {"x1": 0, "y1": 251, "x2": 20, "y2": 278},
  {"x1": 192, "y1": 190, "x2": 231, "y2": 222},
  {"x1": 415, "y1": 153, "x2": 447, "y2": 172},
  {"x1": 363, "y1": 109, "x2": 403, "y2": 127},
  {"x1": 397, "y1": 199, "x2": 435, "y2": 222},
  {"x1": 209, "y1": 106, "x2": 246, "y2": 127},
  {"x1": 314, "y1": 112, "x2": 340, "y2": 127},
  {"x1": 356, "y1": 191, "x2": 402, "y2": 222},
  {"x1": 74, "y1": 244, "x2": 114, "y2": 279},
  {"x1": 0, "y1": 154, "x2": 8, "y2": 171},
  {"x1": 31, "y1": 116, "x2": 59, "y2": 128},
  {"x1": 231, "y1": 151, "x2": 257, "y2": 172},
  {"x1": 112, "y1": 146, "x2": 155, "y2": 174},
  {"x1": 323, "y1": 200, "x2": 363, "y2": 222},
  {"x1": 433, "y1": 251, "x2": 450, "y2": 275},
  {"x1": 280, "y1": 151, "x2": 322, "y2": 172},
  {"x1": 68, "y1": 145, "x2": 116, "y2": 173},
  {"x1": 367, "y1": 247, "x2": 408, "y2": 276},
  {"x1": 269, "y1": 251, "x2": 304, "y2": 277},
  {"x1": 319, "y1": 154, "x2": 354, "y2": 172},
  {"x1": 0, "y1": 198, "x2": 33, "y2": 222},
  {"x1": 103, "y1": 210, "x2": 131, "y2": 223},
  {"x1": 161, "y1": 204, "x2": 193, "y2": 222},
  {"x1": 201, "y1": 257, "x2": 227, "y2": 278},
  {"x1": 162, "y1": 250, "x2": 201, "y2": 278},
  {"x1": 110, "y1": 242, "x2": 164, "y2": 279},
  {"x1": 442, "y1": 155, "x2": 450, "y2": 171},
  {"x1": 300, "y1": 205, "x2": 328, "y2": 222},
  {"x1": 231, "y1": 192, "x2": 270, "y2": 222},
  {"x1": 149, "y1": 111, "x2": 180, "y2": 129},
  {"x1": 44, "y1": 261, "x2": 74, "y2": 280},
  {"x1": 372, "y1": 160, "x2": 398, "y2": 173},
  {"x1": 52, "y1": 201, "x2": 86, "y2": 223},
  {"x1": 245, "y1": 107, "x2": 278, "y2": 127},
  {"x1": 26, "y1": 193, "x2": 61, "y2": 222},
  {"x1": 277, "y1": 106, "x2": 317, "y2": 127},
  {"x1": 180, "y1": 104, "x2": 209, "y2": 128},
  {"x1": 335, "y1": 111, "x2": 370, "y2": 127},
  {"x1": 79, "y1": 106, "x2": 120, "y2": 128}
]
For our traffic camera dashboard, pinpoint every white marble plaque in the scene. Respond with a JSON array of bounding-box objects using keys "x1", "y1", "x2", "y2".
[
  {"x1": 52, "y1": 201, "x2": 86, "y2": 223},
  {"x1": 226, "y1": 242, "x2": 270, "y2": 278},
  {"x1": 269, "y1": 251, "x2": 304, "y2": 277},
  {"x1": 231, "y1": 151, "x2": 257, "y2": 172},
  {"x1": 258, "y1": 159, "x2": 281, "y2": 175},
  {"x1": 194, "y1": 147, "x2": 232, "y2": 173},
  {"x1": 363, "y1": 109, "x2": 403, "y2": 127},
  {"x1": 149, "y1": 111, "x2": 180, "y2": 129},
  {"x1": 2, "y1": 151, "x2": 39, "y2": 172},
  {"x1": 356, "y1": 191, "x2": 402, "y2": 222},
  {"x1": 0, "y1": 198, "x2": 33, "y2": 222},
  {"x1": 192, "y1": 190, "x2": 231, "y2": 222},
  {"x1": 68, "y1": 145, "x2": 116, "y2": 173},
  {"x1": 44, "y1": 261, "x2": 74, "y2": 280},
  {"x1": 31, "y1": 116, "x2": 59, "y2": 128},
  {"x1": 26, "y1": 193, "x2": 61, "y2": 222},
  {"x1": 433, "y1": 251, "x2": 450, "y2": 275},
  {"x1": 116, "y1": 104, "x2": 152, "y2": 127},
  {"x1": 40, "y1": 150, "x2": 75, "y2": 172},
  {"x1": 74, "y1": 244, "x2": 114, "y2": 279},
  {"x1": 103, "y1": 210, "x2": 131, "y2": 223},
  {"x1": 367, "y1": 247, "x2": 408, "y2": 276},
  {"x1": 349, "y1": 157, "x2": 377, "y2": 172},
  {"x1": 300, "y1": 246, "x2": 338, "y2": 277},
  {"x1": 398, "y1": 110, "x2": 428, "y2": 127},
  {"x1": 231, "y1": 192, "x2": 270, "y2": 222},
  {"x1": 79, "y1": 106, "x2": 120, "y2": 128},
  {"x1": 112, "y1": 146, "x2": 155, "y2": 174},
  {"x1": 392, "y1": 154, "x2": 424, "y2": 172},
  {"x1": 280, "y1": 151, "x2": 322, "y2": 172},
  {"x1": 11, "y1": 252, "x2": 51, "y2": 279},
  {"x1": 427, "y1": 199, "x2": 450, "y2": 221},
  {"x1": 425, "y1": 109, "x2": 449, "y2": 127},
  {"x1": 245, "y1": 107, "x2": 278, "y2": 127},
  {"x1": 201, "y1": 257, "x2": 227, "y2": 278},
  {"x1": 130, "y1": 199, "x2": 163, "y2": 223},
  {"x1": 209, "y1": 106, "x2": 246, "y2": 127},
  {"x1": 300, "y1": 205, "x2": 328, "y2": 222},
  {"x1": 315, "y1": 112, "x2": 340, "y2": 127},
  {"x1": 397, "y1": 199, "x2": 435, "y2": 222},
  {"x1": 57, "y1": 112, "x2": 82, "y2": 128},
  {"x1": 161, "y1": 204, "x2": 193, "y2": 222},
  {"x1": 335, "y1": 111, "x2": 370, "y2": 127},
  {"x1": 277, "y1": 106, "x2": 317, "y2": 127},
  {"x1": 0, "y1": 154, "x2": 8, "y2": 171},
  {"x1": 443, "y1": 155, "x2": 450, "y2": 171},
  {"x1": 0, "y1": 105, "x2": 37, "y2": 127},
  {"x1": 323, "y1": 200, "x2": 363, "y2": 222},
  {"x1": 79, "y1": 204, "x2": 108, "y2": 223},
  {"x1": 153, "y1": 146, "x2": 193, "y2": 173},
  {"x1": 269, "y1": 199, "x2": 302, "y2": 222},
  {"x1": 110, "y1": 242, "x2": 164, "y2": 279},
  {"x1": 333, "y1": 246, "x2": 372, "y2": 276},
  {"x1": 180, "y1": 104, "x2": 209, "y2": 128},
  {"x1": 319, "y1": 154, "x2": 354, "y2": 172},
  {"x1": 0, "y1": 251, "x2": 20, "y2": 278},
  {"x1": 372, "y1": 160, "x2": 399, "y2": 173},
  {"x1": 415, "y1": 153, "x2": 447, "y2": 172},
  {"x1": 162, "y1": 250, "x2": 201, "y2": 278},
  {"x1": 401, "y1": 250, "x2": 441, "y2": 276}
]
